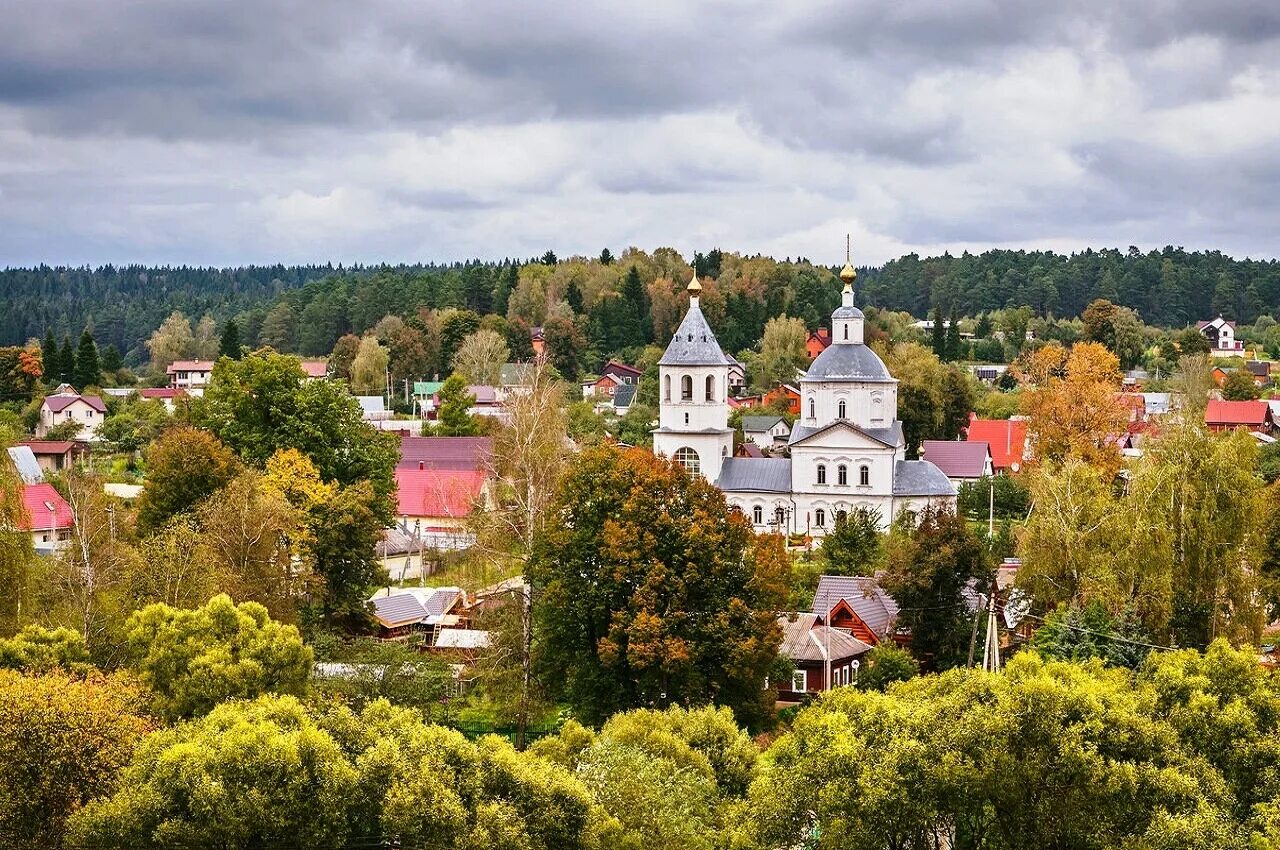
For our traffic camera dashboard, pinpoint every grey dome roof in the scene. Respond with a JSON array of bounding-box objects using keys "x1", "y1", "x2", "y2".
[
  {"x1": 803, "y1": 342, "x2": 894, "y2": 382},
  {"x1": 659, "y1": 300, "x2": 732, "y2": 367},
  {"x1": 832, "y1": 305, "x2": 864, "y2": 320}
]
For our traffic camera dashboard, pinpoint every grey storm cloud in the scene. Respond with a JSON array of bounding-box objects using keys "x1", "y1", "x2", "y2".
[{"x1": 1, "y1": 0, "x2": 1279, "y2": 266}]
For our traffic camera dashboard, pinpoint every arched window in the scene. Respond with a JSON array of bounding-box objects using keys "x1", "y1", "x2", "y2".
[
  {"x1": 752, "y1": 505, "x2": 763, "y2": 524},
  {"x1": 859, "y1": 465, "x2": 870, "y2": 486},
  {"x1": 815, "y1": 508, "x2": 826, "y2": 527},
  {"x1": 681, "y1": 374, "x2": 693, "y2": 401},
  {"x1": 871, "y1": 396, "x2": 883, "y2": 423},
  {"x1": 663, "y1": 374, "x2": 671, "y2": 401},
  {"x1": 808, "y1": 397, "x2": 815, "y2": 418},
  {"x1": 705, "y1": 375, "x2": 715, "y2": 401},
  {"x1": 843, "y1": 323, "x2": 848, "y2": 341},
  {"x1": 838, "y1": 399, "x2": 847, "y2": 419},
  {"x1": 774, "y1": 507, "x2": 786, "y2": 527},
  {"x1": 673, "y1": 447, "x2": 700, "y2": 476},
  {"x1": 837, "y1": 464, "x2": 848, "y2": 486},
  {"x1": 817, "y1": 464, "x2": 826, "y2": 485}
]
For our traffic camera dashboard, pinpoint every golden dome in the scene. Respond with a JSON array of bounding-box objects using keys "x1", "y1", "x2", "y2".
[
  {"x1": 687, "y1": 271, "x2": 702, "y2": 294},
  {"x1": 840, "y1": 263, "x2": 856, "y2": 284}
]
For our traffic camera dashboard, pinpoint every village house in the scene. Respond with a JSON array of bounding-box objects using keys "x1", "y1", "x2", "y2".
[
  {"x1": 970, "y1": 364, "x2": 1010, "y2": 384},
  {"x1": 775, "y1": 612, "x2": 873, "y2": 702},
  {"x1": 530, "y1": 326, "x2": 546, "y2": 355},
  {"x1": 582, "y1": 372, "x2": 626, "y2": 399},
  {"x1": 810, "y1": 574, "x2": 901, "y2": 645},
  {"x1": 37, "y1": 385, "x2": 106, "y2": 440},
  {"x1": 166, "y1": 360, "x2": 216, "y2": 395},
  {"x1": 964, "y1": 416, "x2": 1029, "y2": 473},
  {"x1": 366, "y1": 586, "x2": 466, "y2": 641},
  {"x1": 740, "y1": 415, "x2": 791, "y2": 451},
  {"x1": 299, "y1": 359, "x2": 329, "y2": 380},
  {"x1": 1197, "y1": 317, "x2": 1244, "y2": 354},
  {"x1": 1247, "y1": 360, "x2": 1273, "y2": 388},
  {"x1": 611, "y1": 382, "x2": 637, "y2": 415},
  {"x1": 20, "y1": 482, "x2": 74, "y2": 554},
  {"x1": 805, "y1": 328, "x2": 831, "y2": 360},
  {"x1": 761, "y1": 383, "x2": 802, "y2": 417},
  {"x1": 726, "y1": 358, "x2": 747, "y2": 392},
  {"x1": 392, "y1": 435, "x2": 494, "y2": 551},
  {"x1": 920, "y1": 440, "x2": 993, "y2": 484},
  {"x1": 137, "y1": 387, "x2": 187, "y2": 412},
  {"x1": 1205, "y1": 399, "x2": 1275, "y2": 435},
  {"x1": 18, "y1": 439, "x2": 88, "y2": 473}
]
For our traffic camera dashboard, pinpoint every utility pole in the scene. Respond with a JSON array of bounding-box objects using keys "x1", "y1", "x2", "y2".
[{"x1": 982, "y1": 583, "x2": 1002, "y2": 673}]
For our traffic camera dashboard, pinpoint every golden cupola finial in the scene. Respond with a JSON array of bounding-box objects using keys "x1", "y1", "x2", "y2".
[
  {"x1": 687, "y1": 269, "x2": 702, "y2": 295},
  {"x1": 839, "y1": 234, "x2": 856, "y2": 290}
]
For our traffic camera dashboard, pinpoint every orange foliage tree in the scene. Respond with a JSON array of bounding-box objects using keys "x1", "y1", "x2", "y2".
[{"x1": 1017, "y1": 342, "x2": 1128, "y2": 475}]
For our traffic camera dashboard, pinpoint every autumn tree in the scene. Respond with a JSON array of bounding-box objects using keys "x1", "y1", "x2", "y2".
[
  {"x1": 349, "y1": 333, "x2": 389, "y2": 395},
  {"x1": 1017, "y1": 341, "x2": 1127, "y2": 475},
  {"x1": 531, "y1": 445, "x2": 787, "y2": 727},
  {"x1": 136, "y1": 425, "x2": 241, "y2": 534},
  {"x1": 330, "y1": 332, "x2": 361, "y2": 380},
  {"x1": 0, "y1": 624, "x2": 90, "y2": 673},
  {"x1": 0, "y1": 669, "x2": 150, "y2": 850},
  {"x1": 884, "y1": 343, "x2": 974, "y2": 456},
  {"x1": 452, "y1": 328, "x2": 510, "y2": 385},
  {"x1": 145, "y1": 310, "x2": 195, "y2": 372},
  {"x1": 127, "y1": 515, "x2": 222, "y2": 610},
  {"x1": 1221, "y1": 367, "x2": 1260, "y2": 400},
  {"x1": 124, "y1": 594, "x2": 312, "y2": 720},
  {"x1": 755, "y1": 315, "x2": 808, "y2": 390}
]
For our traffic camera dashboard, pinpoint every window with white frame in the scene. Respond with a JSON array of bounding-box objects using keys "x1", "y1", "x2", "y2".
[
  {"x1": 859, "y1": 465, "x2": 870, "y2": 486},
  {"x1": 752, "y1": 505, "x2": 763, "y2": 524},
  {"x1": 791, "y1": 669, "x2": 807, "y2": 692},
  {"x1": 838, "y1": 399, "x2": 846, "y2": 418},
  {"x1": 816, "y1": 464, "x2": 826, "y2": 484},
  {"x1": 673, "y1": 447, "x2": 700, "y2": 475},
  {"x1": 815, "y1": 508, "x2": 826, "y2": 527},
  {"x1": 837, "y1": 464, "x2": 848, "y2": 486}
]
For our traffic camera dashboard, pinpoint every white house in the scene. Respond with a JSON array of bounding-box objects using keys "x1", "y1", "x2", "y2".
[
  {"x1": 654, "y1": 265, "x2": 956, "y2": 538},
  {"x1": 166, "y1": 360, "x2": 216, "y2": 395},
  {"x1": 1197, "y1": 317, "x2": 1244, "y2": 353},
  {"x1": 740, "y1": 415, "x2": 791, "y2": 451},
  {"x1": 38, "y1": 386, "x2": 106, "y2": 440}
]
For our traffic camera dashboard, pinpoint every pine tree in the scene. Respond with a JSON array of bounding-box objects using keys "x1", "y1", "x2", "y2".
[
  {"x1": 931, "y1": 304, "x2": 946, "y2": 359},
  {"x1": 621, "y1": 265, "x2": 650, "y2": 346},
  {"x1": 435, "y1": 375, "x2": 478, "y2": 436},
  {"x1": 493, "y1": 264, "x2": 518, "y2": 317},
  {"x1": 565, "y1": 280, "x2": 584, "y2": 314},
  {"x1": 101, "y1": 344, "x2": 124, "y2": 373},
  {"x1": 219, "y1": 320, "x2": 243, "y2": 360},
  {"x1": 945, "y1": 307, "x2": 961, "y2": 362},
  {"x1": 58, "y1": 335, "x2": 76, "y2": 386},
  {"x1": 41, "y1": 330, "x2": 57, "y2": 385},
  {"x1": 74, "y1": 329, "x2": 101, "y2": 389},
  {"x1": 599, "y1": 247, "x2": 614, "y2": 265}
]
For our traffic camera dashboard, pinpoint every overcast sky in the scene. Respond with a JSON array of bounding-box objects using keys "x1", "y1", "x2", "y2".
[{"x1": 2, "y1": 0, "x2": 1279, "y2": 268}]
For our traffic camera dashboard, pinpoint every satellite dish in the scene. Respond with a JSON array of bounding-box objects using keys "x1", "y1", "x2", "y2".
[
  {"x1": 1010, "y1": 462, "x2": 1020, "y2": 473},
  {"x1": 850, "y1": 659, "x2": 860, "y2": 671}
]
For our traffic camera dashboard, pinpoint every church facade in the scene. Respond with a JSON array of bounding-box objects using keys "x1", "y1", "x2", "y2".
[{"x1": 654, "y1": 262, "x2": 956, "y2": 538}]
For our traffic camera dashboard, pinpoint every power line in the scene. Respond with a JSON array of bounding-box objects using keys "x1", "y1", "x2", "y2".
[{"x1": 1018, "y1": 610, "x2": 1181, "y2": 653}]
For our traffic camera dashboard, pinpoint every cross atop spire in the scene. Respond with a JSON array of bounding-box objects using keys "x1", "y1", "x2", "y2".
[{"x1": 839, "y1": 235, "x2": 857, "y2": 289}]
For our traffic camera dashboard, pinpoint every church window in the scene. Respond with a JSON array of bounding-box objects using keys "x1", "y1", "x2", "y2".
[
  {"x1": 843, "y1": 323, "x2": 848, "y2": 341},
  {"x1": 808, "y1": 397, "x2": 815, "y2": 418},
  {"x1": 817, "y1": 464, "x2": 826, "y2": 484},
  {"x1": 815, "y1": 509, "x2": 826, "y2": 527},
  {"x1": 838, "y1": 399, "x2": 847, "y2": 419},
  {"x1": 681, "y1": 375, "x2": 693, "y2": 400},
  {"x1": 664, "y1": 375, "x2": 671, "y2": 401},
  {"x1": 872, "y1": 396, "x2": 883, "y2": 423},
  {"x1": 859, "y1": 465, "x2": 870, "y2": 486},
  {"x1": 705, "y1": 375, "x2": 715, "y2": 401},
  {"x1": 673, "y1": 447, "x2": 700, "y2": 475},
  {"x1": 774, "y1": 506, "x2": 786, "y2": 527},
  {"x1": 752, "y1": 505, "x2": 763, "y2": 524},
  {"x1": 837, "y1": 465, "x2": 848, "y2": 486},
  {"x1": 684, "y1": 412, "x2": 689, "y2": 425}
]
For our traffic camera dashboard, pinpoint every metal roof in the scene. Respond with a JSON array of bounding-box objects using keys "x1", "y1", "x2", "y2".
[
  {"x1": 658, "y1": 299, "x2": 733, "y2": 367},
  {"x1": 716, "y1": 458, "x2": 792, "y2": 492},
  {"x1": 777, "y1": 613, "x2": 874, "y2": 662},
  {"x1": 802, "y1": 343, "x2": 893, "y2": 383},
  {"x1": 434, "y1": 629, "x2": 491, "y2": 650},
  {"x1": 370, "y1": 594, "x2": 427, "y2": 627},
  {"x1": 892, "y1": 459, "x2": 958, "y2": 497},
  {"x1": 741, "y1": 415, "x2": 787, "y2": 433},
  {"x1": 612, "y1": 383, "x2": 637, "y2": 407},
  {"x1": 920, "y1": 440, "x2": 990, "y2": 479},
  {"x1": 788, "y1": 420, "x2": 903, "y2": 448},
  {"x1": 7, "y1": 446, "x2": 42, "y2": 484},
  {"x1": 811, "y1": 575, "x2": 900, "y2": 638}
]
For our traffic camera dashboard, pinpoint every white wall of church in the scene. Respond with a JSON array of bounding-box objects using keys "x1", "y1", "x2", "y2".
[
  {"x1": 659, "y1": 365, "x2": 729, "y2": 431},
  {"x1": 799, "y1": 382, "x2": 898, "y2": 429}
]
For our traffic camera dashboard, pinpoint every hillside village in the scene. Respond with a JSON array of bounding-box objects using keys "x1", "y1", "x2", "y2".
[{"x1": 8, "y1": 247, "x2": 1280, "y2": 848}]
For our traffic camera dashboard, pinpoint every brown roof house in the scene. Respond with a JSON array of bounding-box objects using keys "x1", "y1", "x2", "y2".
[
  {"x1": 921, "y1": 440, "x2": 994, "y2": 484},
  {"x1": 776, "y1": 612, "x2": 873, "y2": 702}
]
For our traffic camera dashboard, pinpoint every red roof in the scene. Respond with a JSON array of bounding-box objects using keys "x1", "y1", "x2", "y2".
[
  {"x1": 44, "y1": 394, "x2": 106, "y2": 414},
  {"x1": 19, "y1": 483, "x2": 74, "y2": 531},
  {"x1": 299, "y1": 360, "x2": 329, "y2": 379},
  {"x1": 1205, "y1": 399, "x2": 1269, "y2": 426},
  {"x1": 394, "y1": 469, "x2": 485, "y2": 518},
  {"x1": 19, "y1": 440, "x2": 77, "y2": 455},
  {"x1": 965, "y1": 418, "x2": 1028, "y2": 471},
  {"x1": 139, "y1": 387, "x2": 187, "y2": 399},
  {"x1": 602, "y1": 360, "x2": 642, "y2": 378}
]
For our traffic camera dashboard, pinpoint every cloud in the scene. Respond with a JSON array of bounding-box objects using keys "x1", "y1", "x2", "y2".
[{"x1": 0, "y1": 0, "x2": 1279, "y2": 267}]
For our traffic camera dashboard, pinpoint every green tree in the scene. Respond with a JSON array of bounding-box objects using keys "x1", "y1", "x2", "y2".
[
  {"x1": 1030, "y1": 602, "x2": 1154, "y2": 669},
  {"x1": 100, "y1": 343, "x2": 124, "y2": 373},
  {"x1": 816, "y1": 507, "x2": 882, "y2": 573},
  {"x1": 957, "y1": 474, "x2": 1030, "y2": 520},
  {"x1": 40, "y1": 329, "x2": 57, "y2": 384},
  {"x1": 0, "y1": 625, "x2": 91, "y2": 673},
  {"x1": 435, "y1": 373, "x2": 478, "y2": 436},
  {"x1": 135, "y1": 425, "x2": 241, "y2": 534},
  {"x1": 856, "y1": 642, "x2": 919, "y2": 691},
  {"x1": 882, "y1": 506, "x2": 990, "y2": 669},
  {"x1": 755, "y1": 315, "x2": 808, "y2": 389},
  {"x1": 145, "y1": 310, "x2": 195, "y2": 372},
  {"x1": 329, "y1": 333, "x2": 360, "y2": 381},
  {"x1": 945, "y1": 306, "x2": 961, "y2": 361},
  {"x1": 57, "y1": 333, "x2": 76, "y2": 384},
  {"x1": 451, "y1": 328, "x2": 510, "y2": 385},
  {"x1": 258, "y1": 301, "x2": 297, "y2": 351},
  {"x1": 73, "y1": 328, "x2": 100, "y2": 388},
  {"x1": 544, "y1": 315, "x2": 587, "y2": 381},
  {"x1": 1221, "y1": 368, "x2": 1260, "y2": 400},
  {"x1": 219, "y1": 319, "x2": 243, "y2": 359},
  {"x1": 1176, "y1": 325, "x2": 1212, "y2": 355},
  {"x1": 124, "y1": 594, "x2": 312, "y2": 720},
  {"x1": 530, "y1": 445, "x2": 788, "y2": 727},
  {"x1": 195, "y1": 350, "x2": 398, "y2": 516},
  {"x1": 930, "y1": 303, "x2": 946, "y2": 358},
  {"x1": 309, "y1": 482, "x2": 386, "y2": 629},
  {"x1": 0, "y1": 669, "x2": 150, "y2": 850}
]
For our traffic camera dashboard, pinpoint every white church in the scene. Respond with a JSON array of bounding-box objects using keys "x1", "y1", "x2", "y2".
[{"x1": 653, "y1": 258, "x2": 956, "y2": 538}]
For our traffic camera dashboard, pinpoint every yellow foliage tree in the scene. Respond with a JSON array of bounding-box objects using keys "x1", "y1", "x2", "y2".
[{"x1": 1017, "y1": 341, "x2": 1127, "y2": 475}]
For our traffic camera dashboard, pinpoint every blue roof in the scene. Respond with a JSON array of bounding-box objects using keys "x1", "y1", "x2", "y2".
[
  {"x1": 371, "y1": 594, "x2": 427, "y2": 627},
  {"x1": 716, "y1": 458, "x2": 792, "y2": 492}
]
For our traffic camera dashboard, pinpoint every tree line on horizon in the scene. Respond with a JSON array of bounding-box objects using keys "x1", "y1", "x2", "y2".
[{"x1": 7, "y1": 244, "x2": 1280, "y2": 366}]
